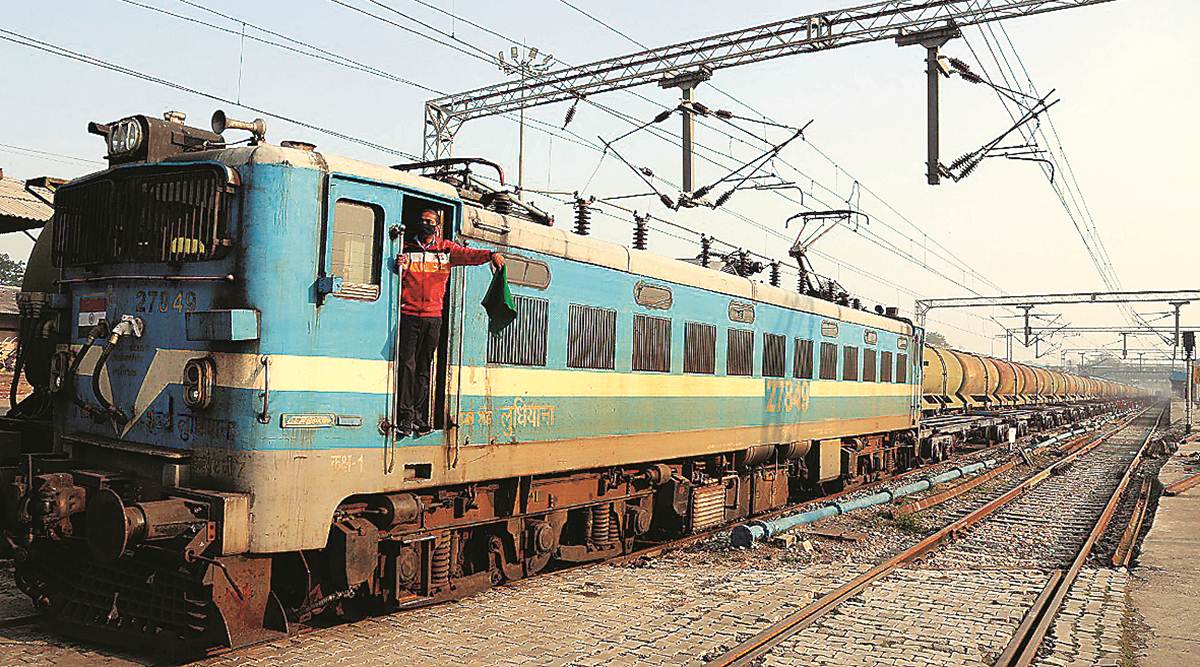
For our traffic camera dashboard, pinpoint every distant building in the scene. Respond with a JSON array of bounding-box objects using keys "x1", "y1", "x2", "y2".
[
  {"x1": 0, "y1": 285, "x2": 17, "y2": 338},
  {"x1": 0, "y1": 168, "x2": 58, "y2": 233}
]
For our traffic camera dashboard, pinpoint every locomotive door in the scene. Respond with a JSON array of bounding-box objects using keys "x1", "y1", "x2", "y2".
[{"x1": 320, "y1": 175, "x2": 405, "y2": 442}]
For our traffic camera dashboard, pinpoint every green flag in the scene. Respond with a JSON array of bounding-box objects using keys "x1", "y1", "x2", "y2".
[{"x1": 481, "y1": 265, "x2": 518, "y2": 334}]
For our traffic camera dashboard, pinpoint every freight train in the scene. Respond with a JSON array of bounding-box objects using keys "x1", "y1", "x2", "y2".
[{"x1": 0, "y1": 111, "x2": 1145, "y2": 656}]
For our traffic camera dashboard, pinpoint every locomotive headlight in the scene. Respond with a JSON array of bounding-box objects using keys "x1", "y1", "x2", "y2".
[
  {"x1": 49, "y1": 351, "x2": 72, "y2": 393},
  {"x1": 108, "y1": 118, "x2": 144, "y2": 155},
  {"x1": 182, "y1": 357, "x2": 216, "y2": 409}
]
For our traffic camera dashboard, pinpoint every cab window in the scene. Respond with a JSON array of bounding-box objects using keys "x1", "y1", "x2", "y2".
[{"x1": 331, "y1": 199, "x2": 383, "y2": 290}]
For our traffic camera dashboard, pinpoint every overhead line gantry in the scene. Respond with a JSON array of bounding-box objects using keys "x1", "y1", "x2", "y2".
[{"x1": 423, "y1": 0, "x2": 1117, "y2": 186}]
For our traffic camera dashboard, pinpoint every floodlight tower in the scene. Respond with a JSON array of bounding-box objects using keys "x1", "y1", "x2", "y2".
[{"x1": 499, "y1": 45, "x2": 555, "y2": 198}]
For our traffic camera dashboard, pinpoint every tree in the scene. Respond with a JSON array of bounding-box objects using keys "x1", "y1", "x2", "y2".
[
  {"x1": 0, "y1": 253, "x2": 25, "y2": 287},
  {"x1": 925, "y1": 330, "x2": 950, "y2": 348}
]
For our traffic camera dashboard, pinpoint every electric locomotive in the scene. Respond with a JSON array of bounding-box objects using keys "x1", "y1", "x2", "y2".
[{"x1": 0, "y1": 109, "x2": 958, "y2": 656}]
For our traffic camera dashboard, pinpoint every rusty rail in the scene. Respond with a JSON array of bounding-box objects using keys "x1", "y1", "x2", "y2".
[
  {"x1": 993, "y1": 408, "x2": 1162, "y2": 667},
  {"x1": 890, "y1": 418, "x2": 1136, "y2": 519},
  {"x1": 1111, "y1": 478, "x2": 1153, "y2": 567},
  {"x1": 703, "y1": 407, "x2": 1153, "y2": 667},
  {"x1": 1164, "y1": 470, "x2": 1200, "y2": 496},
  {"x1": 890, "y1": 460, "x2": 1017, "y2": 517}
]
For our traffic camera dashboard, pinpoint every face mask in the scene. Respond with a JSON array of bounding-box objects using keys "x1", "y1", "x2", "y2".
[{"x1": 417, "y1": 219, "x2": 438, "y2": 237}]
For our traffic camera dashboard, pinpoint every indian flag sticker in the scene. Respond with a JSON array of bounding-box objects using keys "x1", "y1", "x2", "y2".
[{"x1": 77, "y1": 296, "x2": 107, "y2": 336}]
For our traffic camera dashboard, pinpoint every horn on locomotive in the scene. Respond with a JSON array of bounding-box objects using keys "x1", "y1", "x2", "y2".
[{"x1": 211, "y1": 110, "x2": 267, "y2": 144}]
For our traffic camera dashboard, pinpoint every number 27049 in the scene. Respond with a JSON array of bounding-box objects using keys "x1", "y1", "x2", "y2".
[{"x1": 135, "y1": 290, "x2": 198, "y2": 314}]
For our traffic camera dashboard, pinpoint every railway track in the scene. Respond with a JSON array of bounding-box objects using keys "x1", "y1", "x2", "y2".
[{"x1": 706, "y1": 405, "x2": 1161, "y2": 667}]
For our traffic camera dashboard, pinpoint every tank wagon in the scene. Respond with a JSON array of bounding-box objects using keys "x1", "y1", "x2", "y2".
[
  {"x1": 1, "y1": 112, "x2": 939, "y2": 655},
  {"x1": 918, "y1": 343, "x2": 1142, "y2": 450},
  {"x1": 921, "y1": 344, "x2": 1135, "y2": 411}
]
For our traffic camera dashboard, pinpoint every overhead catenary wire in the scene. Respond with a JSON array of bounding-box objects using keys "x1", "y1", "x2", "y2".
[
  {"x1": 317, "y1": 0, "x2": 1013, "y2": 328},
  {"x1": 552, "y1": 189, "x2": 988, "y2": 342},
  {"x1": 552, "y1": 0, "x2": 1012, "y2": 297},
  {"x1": 383, "y1": 0, "x2": 1008, "y2": 300},
  {"x1": 959, "y1": 18, "x2": 1161, "y2": 348},
  {"x1": 5, "y1": 4, "x2": 999, "y2": 343},
  {"x1": 0, "y1": 142, "x2": 106, "y2": 167}
]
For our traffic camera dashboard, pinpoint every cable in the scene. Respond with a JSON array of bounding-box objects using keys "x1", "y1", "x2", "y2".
[
  {"x1": 552, "y1": 0, "x2": 1011, "y2": 297},
  {"x1": 0, "y1": 142, "x2": 105, "y2": 166},
  {"x1": 5, "y1": 8, "x2": 998, "y2": 344},
  {"x1": 0, "y1": 28, "x2": 422, "y2": 160},
  {"x1": 962, "y1": 25, "x2": 1132, "y2": 303},
  {"x1": 339, "y1": 2, "x2": 998, "y2": 286},
  {"x1": 960, "y1": 17, "x2": 1160, "y2": 350},
  {"x1": 335, "y1": 0, "x2": 1008, "y2": 312}
]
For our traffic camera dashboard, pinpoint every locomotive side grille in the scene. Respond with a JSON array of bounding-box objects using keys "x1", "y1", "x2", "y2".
[
  {"x1": 53, "y1": 164, "x2": 234, "y2": 267},
  {"x1": 684, "y1": 322, "x2": 716, "y2": 374},
  {"x1": 763, "y1": 333, "x2": 786, "y2": 378},
  {"x1": 727, "y1": 328, "x2": 754, "y2": 376},
  {"x1": 487, "y1": 295, "x2": 548, "y2": 366},
  {"x1": 793, "y1": 338, "x2": 814, "y2": 379},
  {"x1": 843, "y1": 346, "x2": 859, "y2": 381},
  {"x1": 566, "y1": 303, "x2": 616, "y2": 370},
  {"x1": 863, "y1": 349, "x2": 877, "y2": 382},
  {"x1": 880, "y1": 350, "x2": 894, "y2": 382},
  {"x1": 632, "y1": 314, "x2": 671, "y2": 372},
  {"x1": 819, "y1": 342, "x2": 838, "y2": 380},
  {"x1": 897, "y1": 353, "x2": 909, "y2": 383}
]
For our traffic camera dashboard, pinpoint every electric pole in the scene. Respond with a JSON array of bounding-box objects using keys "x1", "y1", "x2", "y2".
[{"x1": 1185, "y1": 331, "x2": 1195, "y2": 433}]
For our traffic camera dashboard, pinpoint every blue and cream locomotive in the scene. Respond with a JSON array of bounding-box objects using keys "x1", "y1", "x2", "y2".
[{"x1": 2, "y1": 111, "x2": 923, "y2": 654}]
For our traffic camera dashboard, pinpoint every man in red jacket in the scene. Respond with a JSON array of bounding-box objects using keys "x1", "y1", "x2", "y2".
[{"x1": 396, "y1": 208, "x2": 503, "y2": 436}]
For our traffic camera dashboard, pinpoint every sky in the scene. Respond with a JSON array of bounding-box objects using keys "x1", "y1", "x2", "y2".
[{"x1": 0, "y1": 0, "x2": 1196, "y2": 369}]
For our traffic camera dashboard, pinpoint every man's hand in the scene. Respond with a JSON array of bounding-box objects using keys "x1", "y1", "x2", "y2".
[{"x1": 491, "y1": 252, "x2": 506, "y2": 271}]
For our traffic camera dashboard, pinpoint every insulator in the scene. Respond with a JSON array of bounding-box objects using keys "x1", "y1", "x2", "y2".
[
  {"x1": 713, "y1": 190, "x2": 733, "y2": 208},
  {"x1": 700, "y1": 235, "x2": 712, "y2": 267},
  {"x1": 490, "y1": 191, "x2": 513, "y2": 215},
  {"x1": 632, "y1": 213, "x2": 648, "y2": 250},
  {"x1": 947, "y1": 57, "x2": 983, "y2": 83},
  {"x1": 573, "y1": 198, "x2": 591, "y2": 236},
  {"x1": 639, "y1": 166, "x2": 655, "y2": 178},
  {"x1": 563, "y1": 99, "x2": 579, "y2": 128},
  {"x1": 949, "y1": 151, "x2": 975, "y2": 171},
  {"x1": 959, "y1": 158, "x2": 981, "y2": 179},
  {"x1": 769, "y1": 262, "x2": 780, "y2": 287}
]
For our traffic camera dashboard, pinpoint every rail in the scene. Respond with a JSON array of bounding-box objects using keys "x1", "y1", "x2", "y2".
[
  {"x1": 992, "y1": 407, "x2": 1162, "y2": 666},
  {"x1": 704, "y1": 405, "x2": 1156, "y2": 667}
]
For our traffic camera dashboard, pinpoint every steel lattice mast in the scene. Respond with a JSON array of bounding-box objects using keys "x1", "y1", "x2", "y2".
[{"x1": 423, "y1": 0, "x2": 1116, "y2": 170}]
